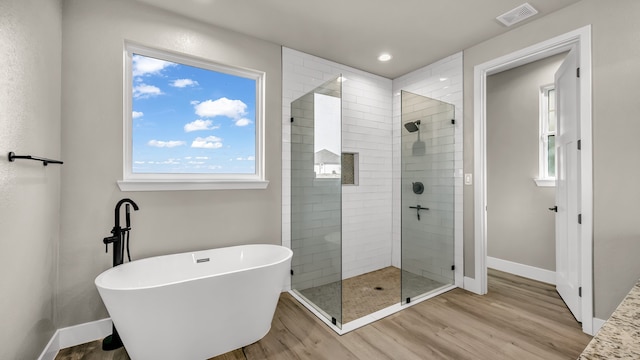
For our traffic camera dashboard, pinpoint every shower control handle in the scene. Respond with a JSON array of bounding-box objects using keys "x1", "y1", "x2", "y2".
[{"x1": 409, "y1": 205, "x2": 429, "y2": 220}]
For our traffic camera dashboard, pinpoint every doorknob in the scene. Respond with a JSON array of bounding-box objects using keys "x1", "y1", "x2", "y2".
[{"x1": 549, "y1": 206, "x2": 558, "y2": 212}]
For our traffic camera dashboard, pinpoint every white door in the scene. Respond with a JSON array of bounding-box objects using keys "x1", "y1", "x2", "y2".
[{"x1": 554, "y1": 47, "x2": 581, "y2": 322}]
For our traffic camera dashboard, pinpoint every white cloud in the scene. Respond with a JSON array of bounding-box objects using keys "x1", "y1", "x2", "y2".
[
  {"x1": 194, "y1": 97, "x2": 247, "y2": 119},
  {"x1": 191, "y1": 136, "x2": 223, "y2": 149},
  {"x1": 190, "y1": 100, "x2": 200, "y2": 105},
  {"x1": 235, "y1": 118, "x2": 252, "y2": 127},
  {"x1": 134, "y1": 161, "x2": 145, "y2": 164},
  {"x1": 188, "y1": 161, "x2": 205, "y2": 165},
  {"x1": 171, "y1": 78, "x2": 199, "y2": 88},
  {"x1": 132, "y1": 111, "x2": 144, "y2": 119},
  {"x1": 247, "y1": 156, "x2": 255, "y2": 161},
  {"x1": 147, "y1": 140, "x2": 186, "y2": 148},
  {"x1": 235, "y1": 156, "x2": 256, "y2": 161},
  {"x1": 132, "y1": 55, "x2": 176, "y2": 77},
  {"x1": 184, "y1": 119, "x2": 220, "y2": 132},
  {"x1": 133, "y1": 84, "x2": 162, "y2": 99},
  {"x1": 195, "y1": 156, "x2": 209, "y2": 160}
]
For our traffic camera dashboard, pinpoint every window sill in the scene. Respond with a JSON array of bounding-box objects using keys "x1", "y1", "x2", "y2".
[
  {"x1": 117, "y1": 180, "x2": 269, "y2": 191},
  {"x1": 533, "y1": 178, "x2": 556, "y2": 187}
]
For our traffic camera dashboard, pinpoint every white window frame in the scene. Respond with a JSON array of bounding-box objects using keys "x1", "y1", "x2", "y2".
[
  {"x1": 534, "y1": 84, "x2": 556, "y2": 187},
  {"x1": 118, "y1": 42, "x2": 267, "y2": 191}
]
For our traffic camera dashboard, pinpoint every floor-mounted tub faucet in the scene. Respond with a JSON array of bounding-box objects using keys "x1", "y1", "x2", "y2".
[
  {"x1": 103, "y1": 198, "x2": 139, "y2": 267},
  {"x1": 101, "y1": 198, "x2": 139, "y2": 351}
]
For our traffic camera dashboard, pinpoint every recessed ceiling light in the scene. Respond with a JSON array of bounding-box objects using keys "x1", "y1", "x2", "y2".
[{"x1": 378, "y1": 53, "x2": 392, "y2": 62}]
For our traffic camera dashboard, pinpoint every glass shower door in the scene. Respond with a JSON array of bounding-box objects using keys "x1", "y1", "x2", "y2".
[
  {"x1": 401, "y1": 91, "x2": 455, "y2": 304},
  {"x1": 290, "y1": 75, "x2": 343, "y2": 327}
]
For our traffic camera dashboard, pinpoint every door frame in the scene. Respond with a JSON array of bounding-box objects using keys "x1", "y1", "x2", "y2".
[{"x1": 471, "y1": 25, "x2": 593, "y2": 334}]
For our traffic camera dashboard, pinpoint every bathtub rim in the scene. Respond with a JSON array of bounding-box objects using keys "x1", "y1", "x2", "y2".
[{"x1": 95, "y1": 243, "x2": 292, "y2": 291}]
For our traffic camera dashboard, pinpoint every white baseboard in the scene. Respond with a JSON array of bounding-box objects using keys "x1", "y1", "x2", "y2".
[
  {"x1": 37, "y1": 318, "x2": 112, "y2": 360},
  {"x1": 464, "y1": 276, "x2": 483, "y2": 295},
  {"x1": 592, "y1": 317, "x2": 606, "y2": 335},
  {"x1": 487, "y1": 257, "x2": 555, "y2": 285}
]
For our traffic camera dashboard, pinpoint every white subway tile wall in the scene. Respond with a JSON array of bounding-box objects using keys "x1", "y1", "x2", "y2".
[
  {"x1": 401, "y1": 92, "x2": 456, "y2": 285},
  {"x1": 283, "y1": 47, "x2": 463, "y2": 290},
  {"x1": 392, "y1": 53, "x2": 464, "y2": 286}
]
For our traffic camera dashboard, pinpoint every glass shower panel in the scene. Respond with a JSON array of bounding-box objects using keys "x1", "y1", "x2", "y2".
[
  {"x1": 290, "y1": 75, "x2": 343, "y2": 327},
  {"x1": 401, "y1": 90, "x2": 455, "y2": 304}
]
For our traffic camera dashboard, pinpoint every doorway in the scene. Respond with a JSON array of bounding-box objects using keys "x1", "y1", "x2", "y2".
[
  {"x1": 485, "y1": 53, "x2": 566, "y2": 287},
  {"x1": 470, "y1": 26, "x2": 593, "y2": 335}
]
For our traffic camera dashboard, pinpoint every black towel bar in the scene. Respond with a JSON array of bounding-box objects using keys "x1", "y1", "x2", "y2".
[{"x1": 8, "y1": 152, "x2": 63, "y2": 166}]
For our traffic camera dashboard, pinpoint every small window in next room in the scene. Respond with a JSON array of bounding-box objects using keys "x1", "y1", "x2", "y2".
[
  {"x1": 118, "y1": 43, "x2": 267, "y2": 191},
  {"x1": 536, "y1": 85, "x2": 556, "y2": 187}
]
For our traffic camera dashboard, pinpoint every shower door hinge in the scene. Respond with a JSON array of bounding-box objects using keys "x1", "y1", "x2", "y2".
[
  {"x1": 290, "y1": 117, "x2": 294, "y2": 123},
  {"x1": 290, "y1": 269, "x2": 294, "y2": 276},
  {"x1": 577, "y1": 140, "x2": 582, "y2": 150},
  {"x1": 577, "y1": 67, "x2": 580, "y2": 78},
  {"x1": 332, "y1": 317, "x2": 337, "y2": 325},
  {"x1": 578, "y1": 214, "x2": 582, "y2": 224},
  {"x1": 579, "y1": 287, "x2": 582, "y2": 297},
  {"x1": 406, "y1": 297, "x2": 411, "y2": 304},
  {"x1": 451, "y1": 265, "x2": 455, "y2": 271},
  {"x1": 451, "y1": 119, "x2": 455, "y2": 125}
]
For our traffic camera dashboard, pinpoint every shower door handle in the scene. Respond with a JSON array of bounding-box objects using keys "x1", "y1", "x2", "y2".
[
  {"x1": 549, "y1": 206, "x2": 558, "y2": 212},
  {"x1": 409, "y1": 205, "x2": 429, "y2": 220}
]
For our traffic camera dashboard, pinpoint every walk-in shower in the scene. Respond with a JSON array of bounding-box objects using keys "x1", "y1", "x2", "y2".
[{"x1": 289, "y1": 80, "x2": 455, "y2": 332}]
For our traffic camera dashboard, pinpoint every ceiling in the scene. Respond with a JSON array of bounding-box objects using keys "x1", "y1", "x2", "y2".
[{"x1": 135, "y1": 0, "x2": 581, "y2": 79}]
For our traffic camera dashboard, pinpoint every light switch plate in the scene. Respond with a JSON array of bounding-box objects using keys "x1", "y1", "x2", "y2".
[{"x1": 464, "y1": 173, "x2": 473, "y2": 185}]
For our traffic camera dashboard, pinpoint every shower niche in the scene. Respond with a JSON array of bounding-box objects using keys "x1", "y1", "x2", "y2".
[{"x1": 290, "y1": 81, "x2": 455, "y2": 332}]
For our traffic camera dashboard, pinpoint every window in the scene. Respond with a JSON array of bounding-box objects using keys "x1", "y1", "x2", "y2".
[
  {"x1": 536, "y1": 85, "x2": 556, "y2": 187},
  {"x1": 118, "y1": 43, "x2": 267, "y2": 191}
]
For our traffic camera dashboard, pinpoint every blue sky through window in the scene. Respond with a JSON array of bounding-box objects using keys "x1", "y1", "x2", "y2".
[{"x1": 131, "y1": 53, "x2": 256, "y2": 174}]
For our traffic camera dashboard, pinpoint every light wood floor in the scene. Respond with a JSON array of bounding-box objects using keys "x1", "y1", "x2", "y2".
[{"x1": 56, "y1": 270, "x2": 592, "y2": 360}]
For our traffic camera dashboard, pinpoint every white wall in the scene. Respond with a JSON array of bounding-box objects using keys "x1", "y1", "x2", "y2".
[
  {"x1": 282, "y1": 48, "x2": 393, "y2": 282},
  {"x1": 59, "y1": 0, "x2": 282, "y2": 328},
  {"x1": 391, "y1": 54, "x2": 464, "y2": 283},
  {"x1": 0, "y1": 0, "x2": 62, "y2": 358}
]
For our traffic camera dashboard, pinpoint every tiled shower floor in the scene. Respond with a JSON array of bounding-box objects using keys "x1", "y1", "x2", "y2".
[{"x1": 298, "y1": 266, "x2": 446, "y2": 324}]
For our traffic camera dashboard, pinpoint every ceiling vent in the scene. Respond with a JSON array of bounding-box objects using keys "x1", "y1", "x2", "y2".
[{"x1": 496, "y1": 3, "x2": 538, "y2": 27}]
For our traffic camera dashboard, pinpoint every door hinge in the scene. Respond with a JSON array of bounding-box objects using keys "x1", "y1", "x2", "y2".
[
  {"x1": 577, "y1": 67, "x2": 580, "y2": 78},
  {"x1": 451, "y1": 265, "x2": 455, "y2": 271},
  {"x1": 290, "y1": 117, "x2": 294, "y2": 123},
  {"x1": 579, "y1": 287, "x2": 582, "y2": 297},
  {"x1": 451, "y1": 119, "x2": 455, "y2": 125},
  {"x1": 578, "y1": 214, "x2": 582, "y2": 224},
  {"x1": 290, "y1": 269, "x2": 294, "y2": 276},
  {"x1": 577, "y1": 139, "x2": 581, "y2": 150}
]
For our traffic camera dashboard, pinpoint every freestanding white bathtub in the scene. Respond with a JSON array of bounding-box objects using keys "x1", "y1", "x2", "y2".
[{"x1": 95, "y1": 244, "x2": 292, "y2": 360}]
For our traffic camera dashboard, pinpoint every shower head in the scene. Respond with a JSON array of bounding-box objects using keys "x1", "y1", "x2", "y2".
[{"x1": 404, "y1": 120, "x2": 421, "y2": 133}]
